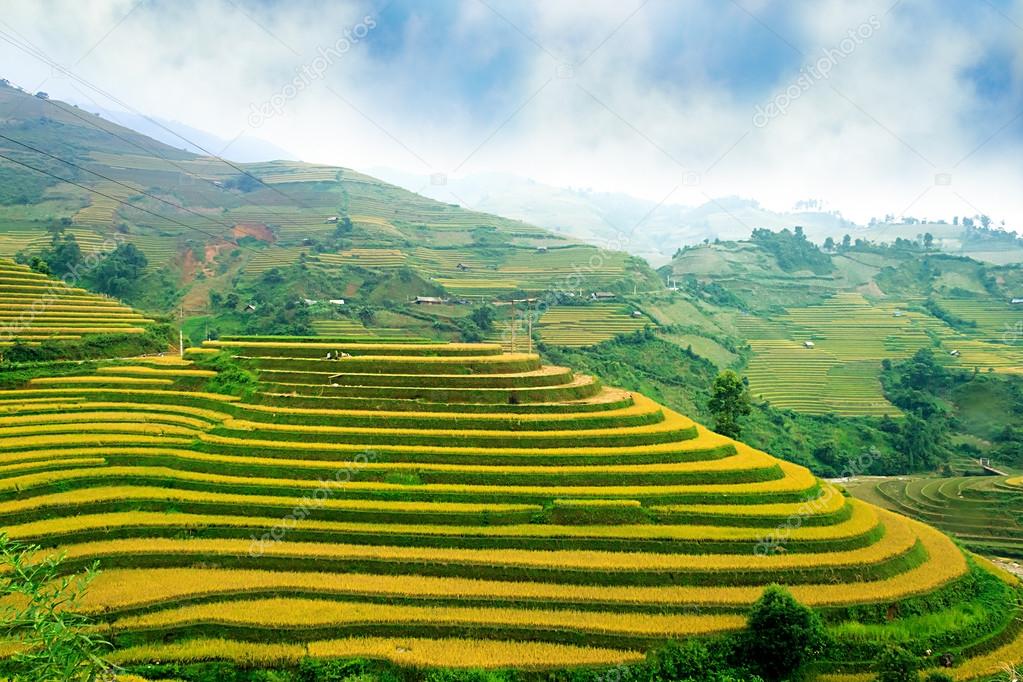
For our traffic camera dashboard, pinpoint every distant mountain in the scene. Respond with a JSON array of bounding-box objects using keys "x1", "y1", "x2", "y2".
[
  {"x1": 65, "y1": 103, "x2": 300, "y2": 163},
  {"x1": 0, "y1": 83, "x2": 656, "y2": 314},
  {"x1": 370, "y1": 169, "x2": 1023, "y2": 267},
  {"x1": 369, "y1": 169, "x2": 856, "y2": 266}
]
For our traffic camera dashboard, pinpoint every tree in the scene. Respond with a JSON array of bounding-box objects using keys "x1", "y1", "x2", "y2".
[
  {"x1": 842, "y1": 234, "x2": 852, "y2": 249},
  {"x1": 357, "y1": 306, "x2": 375, "y2": 326},
  {"x1": 91, "y1": 243, "x2": 147, "y2": 297},
  {"x1": 742, "y1": 585, "x2": 825, "y2": 681},
  {"x1": 0, "y1": 534, "x2": 113, "y2": 681},
  {"x1": 875, "y1": 645, "x2": 921, "y2": 682},
  {"x1": 470, "y1": 304, "x2": 496, "y2": 332},
  {"x1": 708, "y1": 370, "x2": 752, "y2": 439},
  {"x1": 923, "y1": 232, "x2": 934, "y2": 249},
  {"x1": 823, "y1": 236, "x2": 835, "y2": 251},
  {"x1": 332, "y1": 215, "x2": 354, "y2": 239},
  {"x1": 28, "y1": 233, "x2": 83, "y2": 278}
]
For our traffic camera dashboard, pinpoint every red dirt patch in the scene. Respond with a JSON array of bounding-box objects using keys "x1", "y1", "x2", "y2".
[{"x1": 232, "y1": 222, "x2": 275, "y2": 243}]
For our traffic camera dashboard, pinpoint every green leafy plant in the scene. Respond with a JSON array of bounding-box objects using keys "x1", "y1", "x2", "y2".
[
  {"x1": 708, "y1": 369, "x2": 752, "y2": 439},
  {"x1": 0, "y1": 534, "x2": 113, "y2": 681},
  {"x1": 875, "y1": 645, "x2": 921, "y2": 682}
]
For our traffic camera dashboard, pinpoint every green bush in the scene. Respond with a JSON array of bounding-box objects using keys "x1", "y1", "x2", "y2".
[
  {"x1": 741, "y1": 585, "x2": 825, "y2": 681},
  {"x1": 875, "y1": 645, "x2": 921, "y2": 682}
]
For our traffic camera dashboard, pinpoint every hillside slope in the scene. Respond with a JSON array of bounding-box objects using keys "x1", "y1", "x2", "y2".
[
  {"x1": 0, "y1": 337, "x2": 1020, "y2": 678},
  {"x1": 0, "y1": 83, "x2": 656, "y2": 311}
]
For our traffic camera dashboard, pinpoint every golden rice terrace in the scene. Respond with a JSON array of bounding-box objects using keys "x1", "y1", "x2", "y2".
[{"x1": 0, "y1": 337, "x2": 1021, "y2": 676}]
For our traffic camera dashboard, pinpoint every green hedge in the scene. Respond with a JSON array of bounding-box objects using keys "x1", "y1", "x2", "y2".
[
  {"x1": 51, "y1": 531, "x2": 919, "y2": 585},
  {"x1": 652, "y1": 499, "x2": 855, "y2": 528},
  {"x1": 193, "y1": 440, "x2": 735, "y2": 466},
  {"x1": 257, "y1": 368, "x2": 576, "y2": 388},
  {"x1": 23, "y1": 450, "x2": 775, "y2": 487},
  {"x1": 256, "y1": 379, "x2": 602, "y2": 404},
  {"x1": 1, "y1": 471, "x2": 822, "y2": 507},
  {"x1": 241, "y1": 356, "x2": 540, "y2": 374},
  {"x1": 250, "y1": 391, "x2": 635, "y2": 414},
  {"x1": 209, "y1": 421, "x2": 694, "y2": 448},
  {"x1": 215, "y1": 344, "x2": 505, "y2": 358}
]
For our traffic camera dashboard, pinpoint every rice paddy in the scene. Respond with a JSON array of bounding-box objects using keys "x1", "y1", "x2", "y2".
[
  {"x1": 0, "y1": 257, "x2": 153, "y2": 346},
  {"x1": 0, "y1": 335, "x2": 1018, "y2": 674},
  {"x1": 538, "y1": 304, "x2": 650, "y2": 347},
  {"x1": 738, "y1": 292, "x2": 1023, "y2": 416}
]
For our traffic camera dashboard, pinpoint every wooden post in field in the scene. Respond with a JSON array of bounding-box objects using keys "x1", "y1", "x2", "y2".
[
  {"x1": 527, "y1": 298, "x2": 533, "y2": 354},
  {"x1": 509, "y1": 301, "x2": 516, "y2": 353}
]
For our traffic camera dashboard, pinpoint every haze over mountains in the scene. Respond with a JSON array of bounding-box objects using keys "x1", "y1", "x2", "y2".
[
  {"x1": 371, "y1": 167, "x2": 1020, "y2": 266},
  {"x1": 25, "y1": 81, "x2": 1021, "y2": 269}
]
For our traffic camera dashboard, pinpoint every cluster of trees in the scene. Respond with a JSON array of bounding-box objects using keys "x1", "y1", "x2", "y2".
[
  {"x1": 15, "y1": 232, "x2": 149, "y2": 297},
  {"x1": 923, "y1": 299, "x2": 977, "y2": 331},
  {"x1": 222, "y1": 174, "x2": 262, "y2": 193},
  {"x1": 454, "y1": 304, "x2": 497, "y2": 342},
  {"x1": 750, "y1": 227, "x2": 833, "y2": 274},
  {"x1": 879, "y1": 349, "x2": 955, "y2": 470}
]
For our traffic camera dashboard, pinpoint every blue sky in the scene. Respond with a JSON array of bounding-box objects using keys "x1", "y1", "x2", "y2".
[{"x1": 0, "y1": 0, "x2": 1021, "y2": 224}]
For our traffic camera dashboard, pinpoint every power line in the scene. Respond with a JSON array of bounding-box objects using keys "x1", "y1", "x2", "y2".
[
  {"x1": 34, "y1": 94, "x2": 228, "y2": 192},
  {"x1": 0, "y1": 24, "x2": 317, "y2": 212},
  {"x1": 0, "y1": 132, "x2": 240, "y2": 234},
  {"x1": 6, "y1": 84, "x2": 303, "y2": 227},
  {"x1": 0, "y1": 150, "x2": 255, "y2": 251}
]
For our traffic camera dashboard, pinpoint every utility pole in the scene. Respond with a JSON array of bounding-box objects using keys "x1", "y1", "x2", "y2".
[
  {"x1": 526, "y1": 299, "x2": 533, "y2": 354},
  {"x1": 509, "y1": 301, "x2": 516, "y2": 353}
]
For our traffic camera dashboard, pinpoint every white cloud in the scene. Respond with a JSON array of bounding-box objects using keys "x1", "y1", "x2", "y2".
[{"x1": 0, "y1": 0, "x2": 1019, "y2": 225}]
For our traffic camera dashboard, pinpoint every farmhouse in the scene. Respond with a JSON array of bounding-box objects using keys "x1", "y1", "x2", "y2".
[
  {"x1": 803, "y1": 341, "x2": 815, "y2": 348},
  {"x1": 591, "y1": 291, "x2": 616, "y2": 300},
  {"x1": 414, "y1": 296, "x2": 446, "y2": 304}
]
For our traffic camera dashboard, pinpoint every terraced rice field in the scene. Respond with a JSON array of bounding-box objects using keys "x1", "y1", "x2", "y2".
[
  {"x1": 846, "y1": 475, "x2": 1023, "y2": 559},
  {"x1": 248, "y1": 162, "x2": 340, "y2": 184},
  {"x1": 409, "y1": 246, "x2": 632, "y2": 295},
  {"x1": 0, "y1": 337, "x2": 1018, "y2": 674},
  {"x1": 246, "y1": 247, "x2": 308, "y2": 275},
  {"x1": 311, "y1": 319, "x2": 374, "y2": 336},
  {"x1": 0, "y1": 258, "x2": 153, "y2": 346},
  {"x1": 72, "y1": 181, "x2": 128, "y2": 228},
  {"x1": 739, "y1": 292, "x2": 1023, "y2": 416},
  {"x1": 937, "y1": 298, "x2": 1023, "y2": 341},
  {"x1": 0, "y1": 227, "x2": 110, "y2": 259},
  {"x1": 539, "y1": 305, "x2": 649, "y2": 347},
  {"x1": 314, "y1": 249, "x2": 407, "y2": 269},
  {"x1": 121, "y1": 234, "x2": 179, "y2": 267}
]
